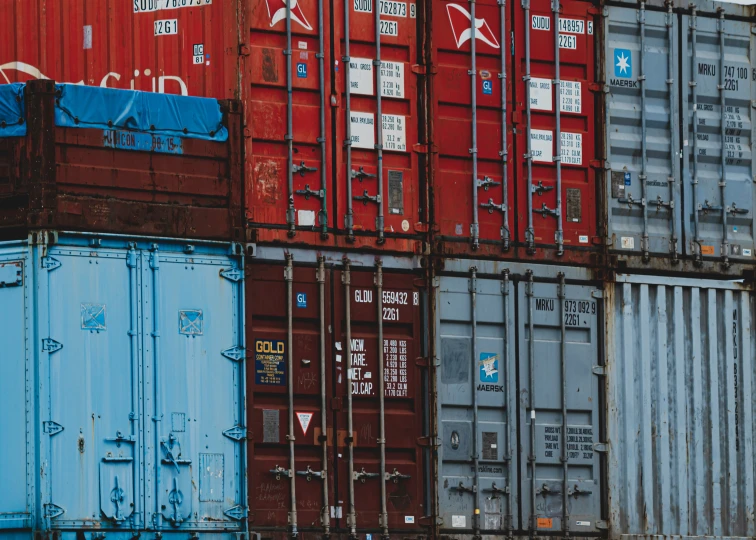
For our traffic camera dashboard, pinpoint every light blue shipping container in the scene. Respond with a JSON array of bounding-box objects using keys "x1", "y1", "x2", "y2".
[{"x1": 0, "y1": 231, "x2": 246, "y2": 540}]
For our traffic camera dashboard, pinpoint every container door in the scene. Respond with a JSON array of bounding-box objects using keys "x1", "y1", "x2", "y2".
[
  {"x1": 0, "y1": 253, "x2": 31, "y2": 529},
  {"x1": 518, "y1": 275, "x2": 603, "y2": 535},
  {"x1": 430, "y1": 0, "x2": 514, "y2": 256},
  {"x1": 246, "y1": 260, "x2": 336, "y2": 534},
  {"x1": 333, "y1": 264, "x2": 426, "y2": 534},
  {"x1": 333, "y1": 0, "x2": 424, "y2": 251},
  {"x1": 247, "y1": 0, "x2": 333, "y2": 242},
  {"x1": 143, "y1": 249, "x2": 244, "y2": 529},
  {"x1": 44, "y1": 245, "x2": 140, "y2": 528},
  {"x1": 435, "y1": 270, "x2": 517, "y2": 535},
  {"x1": 605, "y1": 5, "x2": 682, "y2": 261},
  {"x1": 682, "y1": 14, "x2": 756, "y2": 263},
  {"x1": 514, "y1": 0, "x2": 598, "y2": 260}
]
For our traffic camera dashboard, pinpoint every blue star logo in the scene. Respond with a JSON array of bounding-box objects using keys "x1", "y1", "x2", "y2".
[{"x1": 614, "y1": 49, "x2": 632, "y2": 78}]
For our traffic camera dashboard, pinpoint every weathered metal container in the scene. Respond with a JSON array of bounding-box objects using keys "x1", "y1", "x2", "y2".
[
  {"x1": 429, "y1": 0, "x2": 601, "y2": 265},
  {"x1": 0, "y1": 231, "x2": 246, "y2": 539},
  {"x1": 0, "y1": 0, "x2": 242, "y2": 99},
  {"x1": 0, "y1": 80, "x2": 244, "y2": 241},
  {"x1": 246, "y1": 0, "x2": 427, "y2": 253},
  {"x1": 245, "y1": 246, "x2": 430, "y2": 539},
  {"x1": 604, "y1": 0, "x2": 756, "y2": 276},
  {"x1": 432, "y1": 258, "x2": 606, "y2": 538},
  {"x1": 605, "y1": 273, "x2": 756, "y2": 540}
]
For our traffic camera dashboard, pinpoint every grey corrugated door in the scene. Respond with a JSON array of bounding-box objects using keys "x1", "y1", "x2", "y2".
[
  {"x1": 518, "y1": 275, "x2": 603, "y2": 535},
  {"x1": 682, "y1": 13, "x2": 756, "y2": 262},
  {"x1": 435, "y1": 270, "x2": 517, "y2": 535}
]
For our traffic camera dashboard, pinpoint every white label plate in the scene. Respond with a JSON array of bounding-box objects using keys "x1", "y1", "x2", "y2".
[
  {"x1": 531, "y1": 129, "x2": 553, "y2": 162},
  {"x1": 559, "y1": 34, "x2": 577, "y2": 49},
  {"x1": 350, "y1": 57, "x2": 374, "y2": 95},
  {"x1": 351, "y1": 111, "x2": 376, "y2": 149},
  {"x1": 380, "y1": 61, "x2": 404, "y2": 98},
  {"x1": 561, "y1": 132, "x2": 582, "y2": 165},
  {"x1": 560, "y1": 80, "x2": 581, "y2": 113},
  {"x1": 530, "y1": 78, "x2": 553, "y2": 112},
  {"x1": 382, "y1": 114, "x2": 407, "y2": 151},
  {"x1": 452, "y1": 515, "x2": 466, "y2": 528}
]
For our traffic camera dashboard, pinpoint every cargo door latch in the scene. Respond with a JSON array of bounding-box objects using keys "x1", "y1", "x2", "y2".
[
  {"x1": 296, "y1": 465, "x2": 324, "y2": 482},
  {"x1": 353, "y1": 468, "x2": 381, "y2": 483},
  {"x1": 44, "y1": 503, "x2": 64, "y2": 519},
  {"x1": 385, "y1": 468, "x2": 411, "y2": 484},
  {"x1": 451, "y1": 482, "x2": 476, "y2": 494}
]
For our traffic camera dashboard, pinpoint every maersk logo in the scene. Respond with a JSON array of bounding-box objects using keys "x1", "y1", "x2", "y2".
[
  {"x1": 479, "y1": 353, "x2": 498, "y2": 383},
  {"x1": 614, "y1": 49, "x2": 631, "y2": 78}
]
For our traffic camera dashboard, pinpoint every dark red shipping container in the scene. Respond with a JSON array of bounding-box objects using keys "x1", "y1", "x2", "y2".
[
  {"x1": 428, "y1": 0, "x2": 601, "y2": 265},
  {"x1": 246, "y1": 0, "x2": 427, "y2": 253},
  {"x1": 0, "y1": 80, "x2": 244, "y2": 241},
  {"x1": 246, "y1": 247, "x2": 430, "y2": 539}
]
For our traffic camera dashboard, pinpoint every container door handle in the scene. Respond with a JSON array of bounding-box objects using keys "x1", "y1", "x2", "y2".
[
  {"x1": 567, "y1": 484, "x2": 593, "y2": 497},
  {"x1": 295, "y1": 465, "x2": 324, "y2": 482},
  {"x1": 168, "y1": 477, "x2": 184, "y2": 526},
  {"x1": 451, "y1": 482, "x2": 476, "y2": 494},
  {"x1": 384, "y1": 468, "x2": 411, "y2": 484},
  {"x1": 352, "y1": 467, "x2": 380, "y2": 483},
  {"x1": 110, "y1": 475, "x2": 126, "y2": 523}
]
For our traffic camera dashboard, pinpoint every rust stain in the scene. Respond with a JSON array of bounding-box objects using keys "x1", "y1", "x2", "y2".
[
  {"x1": 262, "y1": 48, "x2": 279, "y2": 83},
  {"x1": 254, "y1": 160, "x2": 280, "y2": 205}
]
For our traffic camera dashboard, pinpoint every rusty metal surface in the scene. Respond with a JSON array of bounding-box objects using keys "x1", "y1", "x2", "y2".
[{"x1": 0, "y1": 81, "x2": 244, "y2": 242}]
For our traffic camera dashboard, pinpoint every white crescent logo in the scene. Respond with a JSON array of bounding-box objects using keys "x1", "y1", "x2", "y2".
[
  {"x1": 266, "y1": 0, "x2": 313, "y2": 31},
  {"x1": 446, "y1": 4, "x2": 500, "y2": 50}
]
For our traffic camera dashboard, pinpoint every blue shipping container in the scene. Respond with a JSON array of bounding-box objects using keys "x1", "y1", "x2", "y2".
[{"x1": 0, "y1": 231, "x2": 246, "y2": 539}]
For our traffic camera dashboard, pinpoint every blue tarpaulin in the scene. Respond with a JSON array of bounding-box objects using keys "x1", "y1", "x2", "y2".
[
  {"x1": 54, "y1": 84, "x2": 228, "y2": 142},
  {"x1": 0, "y1": 83, "x2": 26, "y2": 137}
]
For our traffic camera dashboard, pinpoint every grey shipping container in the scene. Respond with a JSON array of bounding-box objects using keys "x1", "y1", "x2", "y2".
[
  {"x1": 606, "y1": 274, "x2": 756, "y2": 539},
  {"x1": 604, "y1": 0, "x2": 756, "y2": 275},
  {"x1": 0, "y1": 231, "x2": 246, "y2": 540},
  {"x1": 433, "y1": 259, "x2": 606, "y2": 538}
]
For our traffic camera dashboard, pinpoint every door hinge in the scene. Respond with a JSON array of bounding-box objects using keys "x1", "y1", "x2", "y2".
[
  {"x1": 42, "y1": 338, "x2": 62, "y2": 353},
  {"x1": 417, "y1": 436, "x2": 441, "y2": 448},
  {"x1": 412, "y1": 143, "x2": 438, "y2": 154},
  {"x1": 591, "y1": 290, "x2": 604, "y2": 299},
  {"x1": 593, "y1": 442, "x2": 608, "y2": 453},
  {"x1": 411, "y1": 64, "x2": 426, "y2": 75},
  {"x1": 418, "y1": 515, "x2": 443, "y2": 526},
  {"x1": 220, "y1": 267, "x2": 243, "y2": 282},
  {"x1": 223, "y1": 425, "x2": 247, "y2": 441},
  {"x1": 44, "y1": 421, "x2": 64, "y2": 436},
  {"x1": 596, "y1": 520, "x2": 609, "y2": 530},
  {"x1": 44, "y1": 503, "x2": 64, "y2": 519},
  {"x1": 41, "y1": 257, "x2": 61, "y2": 271},
  {"x1": 224, "y1": 505, "x2": 247, "y2": 521},
  {"x1": 222, "y1": 345, "x2": 245, "y2": 362},
  {"x1": 239, "y1": 44, "x2": 251, "y2": 56},
  {"x1": 592, "y1": 365, "x2": 607, "y2": 376}
]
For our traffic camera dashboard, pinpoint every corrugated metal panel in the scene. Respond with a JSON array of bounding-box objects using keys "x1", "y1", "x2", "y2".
[
  {"x1": 605, "y1": 3, "x2": 682, "y2": 261},
  {"x1": 0, "y1": 0, "x2": 242, "y2": 99},
  {"x1": 434, "y1": 261, "x2": 604, "y2": 537},
  {"x1": 0, "y1": 244, "x2": 33, "y2": 530},
  {"x1": 606, "y1": 276, "x2": 756, "y2": 539},
  {"x1": 0, "y1": 232, "x2": 246, "y2": 535},
  {"x1": 681, "y1": 12, "x2": 756, "y2": 264},
  {"x1": 246, "y1": 250, "x2": 429, "y2": 537}
]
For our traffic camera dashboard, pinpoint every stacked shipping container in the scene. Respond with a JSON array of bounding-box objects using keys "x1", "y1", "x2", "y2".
[{"x1": 1, "y1": 0, "x2": 755, "y2": 540}]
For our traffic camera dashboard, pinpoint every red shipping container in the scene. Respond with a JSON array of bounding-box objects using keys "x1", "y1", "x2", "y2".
[
  {"x1": 0, "y1": 0, "x2": 242, "y2": 99},
  {"x1": 0, "y1": 80, "x2": 244, "y2": 241},
  {"x1": 428, "y1": 0, "x2": 601, "y2": 265},
  {"x1": 246, "y1": 248, "x2": 429, "y2": 538},
  {"x1": 247, "y1": 0, "x2": 427, "y2": 253},
  {"x1": 429, "y1": 0, "x2": 515, "y2": 257},
  {"x1": 512, "y1": 0, "x2": 601, "y2": 265}
]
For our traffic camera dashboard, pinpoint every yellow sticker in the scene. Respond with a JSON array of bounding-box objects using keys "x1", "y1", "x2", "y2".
[{"x1": 700, "y1": 245, "x2": 715, "y2": 255}]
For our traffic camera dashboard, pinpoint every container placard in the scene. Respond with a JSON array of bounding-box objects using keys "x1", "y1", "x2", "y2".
[
  {"x1": 382, "y1": 114, "x2": 407, "y2": 152},
  {"x1": 380, "y1": 61, "x2": 404, "y2": 98},
  {"x1": 255, "y1": 339, "x2": 286, "y2": 386},
  {"x1": 384, "y1": 338, "x2": 409, "y2": 397},
  {"x1": 561, "y1": 132, "x2": 582, "y2": 165},
  {"x1": 530, "y1": 78, "x2": 553, "y2": 111},
  {"x1": 531, "y1": 129, "x2": 553, "y2": 162},
  {"x1": 349, "y1": 57, "x2": 374, "y2": 95},
  {"x1": 350, "y1": 111, "x2": 376, "y2": 149},
  {"x1": 560, "y1": 80, "x2": 581, "y2": 113}
]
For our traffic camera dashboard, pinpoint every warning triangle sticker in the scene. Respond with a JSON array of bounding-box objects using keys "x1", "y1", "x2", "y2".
[{"x1": 296, "y1": 412, "x2": 314, "y2": 435}]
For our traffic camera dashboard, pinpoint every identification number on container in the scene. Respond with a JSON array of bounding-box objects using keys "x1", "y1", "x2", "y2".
[
  {"x1": 354, "y1": 0, "x2": 415, "y2": 17},
  {"x1": 154, "y1": 19, "x2": 178, "y2": 35},
  {"x1": 135, "y1": 0, "x2": 212, "y2": 13},
  {"x1": 381, "y1": 20, "x2": 399, "y2": 36}
]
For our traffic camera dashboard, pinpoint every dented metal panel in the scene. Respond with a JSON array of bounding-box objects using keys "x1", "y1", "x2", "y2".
[
  {"x1": 434, "y1": 260, "x2": 603, "y2": 537},
  {"x1": 606, "y1": 275, "x2": 756, "y2": 539}
]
